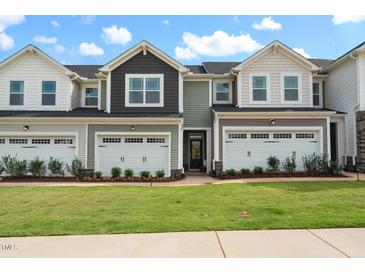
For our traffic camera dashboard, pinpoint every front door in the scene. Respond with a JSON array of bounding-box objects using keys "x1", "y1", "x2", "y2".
[{"x1": 190, "y1": 139, "x2": 202, "y2": 170}]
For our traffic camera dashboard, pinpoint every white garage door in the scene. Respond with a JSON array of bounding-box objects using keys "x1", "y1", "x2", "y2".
[
  {"x1": 224, "y1": 130, "x2": 322, "y2": 170},
  {"x1": 97, "y1": 135, "x2": 169, "y2": 176},
  {"x1": 0, "y1": 136, "x2": 76, "y2": 166}
]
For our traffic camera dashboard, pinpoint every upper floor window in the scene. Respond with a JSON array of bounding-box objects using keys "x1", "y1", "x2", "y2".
[
  {"x1": 42, "y1": 81, "x2": 56, "y2": 105},
  {"x1": 313, "y1": 82, "x2": 322, "y2": 108},
  {"x1": 85, "y1": 87, "x2": 98, "y2": 107},
  {"x1": 125, "y1": 74, "x2": 164, "y2": 107},
  {"x1": 9, "y1": 81, "x2": 24, "y2": 106},
  {"x1": 249, "y1": 74, "x2": 270, "y2": 103},
  {"x1": 213, "y1": 81, "x2": 232, "y2": 104},
  {"x1": 281, "y1": 73, "x2": 301, "y2": 104}
]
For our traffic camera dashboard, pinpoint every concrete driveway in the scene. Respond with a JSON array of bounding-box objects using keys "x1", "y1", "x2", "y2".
[{"x1": 0, "y1": 228, "x2": 364, "y2": 258}]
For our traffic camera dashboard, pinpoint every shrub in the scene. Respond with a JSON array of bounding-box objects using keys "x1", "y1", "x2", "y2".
[
  {"x1": 240, "y1": 168, "x2": 250, "y2": 175},
  {"x1": 267, "y1": 155, "x2": 280, "y2": 172},
  {"x1": 28, "y1": 158, "x2": 47, "y2": 177},
  {"x1": 302, "y1": 153, "x2": 320, "y2": 175},
  {"x1": 0, "y1": 159, "x2": 5, "y2": 176},
  {"x1": 1, "y1": 156, "x2": 27, "y2": 177},
  {"x1": 124, "y1": 168, "x2": 134, "y2": 178},
  {"x1": 155, "y1": 170, "x2": 165, "y2": 178},
  {"x1": 225, "y1": 168, "x2": 236, "y2": 176},
  {"x1": 48, "y1": 158, "x2": 65, "y2": 177},
  {"x1": 318, "y1": 154, "x2": 330, "y2": 174},
  {"x1": 140, "y1": 170, "x2": 150, "y2": 178},
  {"x1": 111, "y1": 167, "x2": 121, "y2": 178},
  {"x1": 282, "y1": 153, "x2": 297, "y2": 174},
  {"x1": 253, "y1": 166, "x2": 263, "y2": 174},
  {"x1": 66, "y1": 158, "x2": 86, "y2": 179},
  {"x1": 328, "y1": 161, "x2": 343, "y2": 175},
  {"x1": 94, "y1": 171, "x2": 103, "y2": 179}
]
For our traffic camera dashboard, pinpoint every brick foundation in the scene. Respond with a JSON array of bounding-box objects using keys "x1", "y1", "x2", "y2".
[{"x1": 214, "y1": 161, "x2": 224, "y2": 177}]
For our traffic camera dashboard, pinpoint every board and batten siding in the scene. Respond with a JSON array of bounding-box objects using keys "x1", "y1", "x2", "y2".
[
  {"x1": 110, "y1": 51, "x2": 179, "y2": 113},
  {"x1": 238, "y1": 48, "x2": 311, "y2": 107},
  {"x1": 218, "y1": 119, "x2": 328, "y2": 161},
  {"x1": 326, "y1": 58, "x2": 358, "y2": 156},
  {"x1": 183, "y1": 81, "x2": 212, "y2": 127},
  {"x1": 0, "y1": 51, "x2": 70, "y2": 111},
  {"x1": 0, "y1": 124, "x2": 87, "y2": 163},
  {"x1": 87, "y1": 124, "x2": 179, "y2": 170}
]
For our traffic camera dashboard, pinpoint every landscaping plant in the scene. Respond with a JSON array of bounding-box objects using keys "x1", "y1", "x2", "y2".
[
  {"x1": 302, "y1": 153, "x2": 320, "y2": 175},
  {"x1": 253, "y1": 166, "x2": 263, "y2": 174},
  {"x1": 66, "y1": 158, "x2": 86, "y2": 179},
  {"x1": 28, "y1": 158, "x2": 47, "y2": 177},
  {"x1": 94, "y1": 171, "x2": 103, "y2": 179},
  {"x1": 140, "y1": 170, "x2": 151, "y2": 178},
  {"x1": 328, "y1": 161, "x2": 343, "y2": 175},
  {"x1": 282, "y1": 153, "x2": 297, "y2": 174},
  {"x1": 124, "y1": 168, "x2": 134, "y2": 178},
  {"x1": 225, "y1": 168, "x2": 236, "y2": 176},
  {"x1": 1, "y1": 156, "x2": 28, "y2": 178},
  {"x1": 111, "y1": 167, "x2": 121, "y2": 178},
  {"x1": 155, "y1": 170, "x2": 165, "y2": 178},
  {"x1": 48, "y1": 158, "x2": 65, "y2": 177},
  {"x1": 267, "y1": 155, "x2": 280, "y2": 172},
  {"x1": 240, "y1": 168, "x2": 250, "y2": 175},
  {"x1": 0, "y1": 158, "x2": 4, "y2": 176}
]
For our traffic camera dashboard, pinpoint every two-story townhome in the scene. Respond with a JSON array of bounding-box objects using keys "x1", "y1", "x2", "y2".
[{"x1": 0, "y1": 40, "x2": 361, "y2": 177}]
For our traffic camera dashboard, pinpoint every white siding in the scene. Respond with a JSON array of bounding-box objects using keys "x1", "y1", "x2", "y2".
[
  {"x1": 358, "y1": 54, "x2": 365, "y2": 110},
  {"x1": 238, "y1": 48, "x2": 312, "y2": 107},
  {"x1": 326, "y1": 58, "x2": 358, "y2": 156},
  {"x1": 71, "y1": 80, "x2": 81, "y2": 109},
  {"x1": 0, "y1": 51, "x2": 70, "y2": 111}
]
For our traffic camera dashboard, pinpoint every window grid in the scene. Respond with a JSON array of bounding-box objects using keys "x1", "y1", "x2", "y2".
[
  {"x1": 283, "y1": 75, "x2": 299, "y2": 101},
  {"x1": 147, "y1": 138, "x2": 165, "y2": 143},
  {"x1": 215, "y1": 82, "x2": 230, "y2": 102},
  {"x1": 228, "y1": 133, "x2": 247, "y2": 139},
  {"x1": 296, "y1": 133, "x2": 315, "y2": 139},
  {"x1": 251, "y1": 133, "x2": 269, "y2": 139},
  {"x1": 9, "y1": 138, "x2": 28, "y2": 144},
  {"x1": 9, "y1": 80, "x2": 24, "y2": 106},
  {"x1": 42, "y1": 81, "x2": 56, "y2": 106},
  {"x1": 0, "y1": 139, "x2": 5, "y2": 144},
  {"x1": 125, "y1": 138, "x2": 143, "y2": 143},
  {"x1": 32, "y1": 139, "x2": 51, "y2": 144},
  {"x1": 252, "y1": 76, "x2": 267, "y2": 101},
  {"x1": 54, "y1": 138, "x2": 73, "y2": 144},
  {"x1": 127, "y1": 75, "x2": 162, "y2": 106},
  {"x1": 85, "y1": 87, "x2": 98, "y2": 106},
  {"x1": 273, "y1": 133, "x2": 292, "y2": 139},
  {"x1": 102, "y1": 137, "x2": 121, "y2": 143}
]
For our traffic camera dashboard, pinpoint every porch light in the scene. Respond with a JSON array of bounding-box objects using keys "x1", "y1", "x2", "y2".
[
  {"x1": 270, "y1": 119, "x2": 276, "y2": 125},
  {"x1": 23, "y1": 125, "x2": 29, "y2": 131},
  {"x1": 131, "y1": 125, "x2": 136, "y2": 131}
]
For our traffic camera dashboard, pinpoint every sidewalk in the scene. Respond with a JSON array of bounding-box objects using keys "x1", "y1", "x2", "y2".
[{"x1": 1, "y1": 228, "x2": 364, "y2": 258}]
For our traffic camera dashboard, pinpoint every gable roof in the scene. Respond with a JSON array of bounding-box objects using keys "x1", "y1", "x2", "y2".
[
  {"x1": 100, "y1": 40, "x2": 189, "y2": 73},
  {"x1": 0, "y1": 44, "x2": 74, "y2": 75},
  {"x1": 203, "y1": 62, "x2": 241, "y2": 74},
  {"x1": 308, "y1": 58, "x2": 333, "y2": 69},
  {"x1": 321, "y1": 41, "x2": 365, "y2": 72},
  {"x1": 233, "y1": 40, "x2": 319, "y2": 71},
  {"x1": 65, "y1": 65, "x2": 102, "y2": 79},
  {"x1": 185, "y1": 65, "x2": 207, "y2": 74}
]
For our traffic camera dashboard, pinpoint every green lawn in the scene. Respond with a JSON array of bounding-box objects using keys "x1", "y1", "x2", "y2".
[{"x1": 0, "y1": 181, "x2": 365, "y2": 237}]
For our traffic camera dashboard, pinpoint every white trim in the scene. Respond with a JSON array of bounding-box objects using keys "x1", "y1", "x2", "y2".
[
  {"x1": 0, "y1": 131, "x2": 79, "y2": 158},
  {"x1": 237, "y1": 72, "x2": 242, "y2": 107},
  {"x1": 106, "y1": 73, "x2": 111, "y2": 113},
  {"x1": 213, "y1": 115, "x2": 220, "y2": 162},
  {"x1": 212, "y1": 79, "x2": 233, "y2": 104},
  {"x1": 97, "y1": 80, "x2": 102, "y2": 110},
  {"x1": 309, "y1": 72, "x2": 313, "y2": 107},
  {"x1": 178, "y1": 122, "x2": 183, "y2": 171},
  {"x1": 208, "y1": 79, "x2": 212, "y2": 107},
  {"x1": 178, "y1": 73, "x2": 183, "y2": 113},
  {"x1": 67, "y1": 78, "x2": 72, "y2": 111},
  {"x1": 125, "y1": 74, "x2": 164, "y2": 107},
  {"x1": 248, "y1": 72, "x2": 271, "y2": 104},
  {"x1": 280, "y1": 72, "x2": 302, "y2": 104},
  {"x1": 85, "y1": 124, "x2": 88, "y2": 167},
  {"x1": 81, "y1": 83, "x2": 99, "y2": 108},
  {"x1": 222, "y1": 126, "x2": 324, "y2": 171},
  {"x1": 94, "y1": 131, "x2": 171, "y2": 177},
  {"x1": 326, "y1": 116, "x2": 331, "y2": 160}
]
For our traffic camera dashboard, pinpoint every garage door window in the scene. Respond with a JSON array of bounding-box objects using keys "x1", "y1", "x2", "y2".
[
  {"x1": 9, "y1": 81, "x2": 24, "y2": 106},
  {"x1": 32, "y1": 139, "x2": 51, "y2": 144},
  {"x1": 55, "y1": 138, "x2": 73, "y2": 144},
  {"x1": 42, "y1": 81, "x2": 56, "y2": 105},
  {"x1": 251, "y1": 133, "x2": 269, "y2": 139},
  {"x1": 147, "y1": 138, "x2": 165, "y2": 143},
  {"x1": 102, "y1": 137, "x2": 121, "y2": 143},
  {"x1": 228, "y1": 133, "x2": 246, "y2": 139},
  {"x1": 125, "y1": 138, "x2": 143, "y2": 143},
  {"x1": 273, "y1": 133, "x2": 292, "y2": 139},
  {"x1": 126, "y1": 74, "x2": 163, "y2": 107},
  {"x1": 9, "y1": 139, "x2": 28, "y2": 144},
  {"x1": 0, "y1": 139, "x2": 5, "y2": 144},
  {"x1": 296, "y1": 133, "x2": 314, "y2": 139}
]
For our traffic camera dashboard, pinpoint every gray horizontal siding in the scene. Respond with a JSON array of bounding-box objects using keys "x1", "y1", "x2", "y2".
[
  {"x1": 87, "y1": 124, "x2": 179, "y2": 170},
  {"x1": 218, "y1": 118, "x2": 328, "y2": 160},
  {"x1": 183, "y1": 81, "x2": 212, "y2": 127}
]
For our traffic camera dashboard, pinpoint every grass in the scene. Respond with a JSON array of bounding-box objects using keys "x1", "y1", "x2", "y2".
[{"x1": 0, "y1": 181, "x2": 365, "y2": 237}]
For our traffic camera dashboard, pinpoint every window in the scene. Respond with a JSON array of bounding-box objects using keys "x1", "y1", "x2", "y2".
[
  {"x1": 0, "y1": 139, "x2": 5, "y2": 144},
  {"x1": 125, "y1": 138, "x2": 143, "y2": 143},
  {"x1": 42, "y1": 81, "x2": 56, "y2": 105},
  {"x1": 85, "y1": 87, "x2": 98, "y2": 107},
  {"x1": 273, "y1": 133, "x2": 292, "y2": 139},
  {"x1": 9, "y1": 81, "x2": 24, "y2": 105},
  {"x1": 251, "y1": 133, "x2": 269, "y2": 139},
  {"x1": 282, "y1": 74, "x2": 300, "y2": 102},
  {"x1": 296, "y1": 133, "x2": 314, "y2": 139},
  {"x1": 313, "y1": 82, "x2": 320, "y2": 107},
  {"x1": 102, "y1": 137, "x2": 121, "y2": 143},
  {"x1": 228, "y1": 133, "x2": 246, "y2": 139},
  {"x1": 9, "y1": 138, "x2": 28, "y2": 144},
  {"x1": 126, "y1": 74, "x2": 163, "y2": 107},
  {"x1": 147, "y1": 138, "x2": 165, "y2": 143},
  {"x1": 214, "y1": 81, "x2": 231, "y2": 104},
  {"x1": 32, "y1": 139, "x2": 51, "y2": 144},
  {"x1": 55, "y1": 138, "x2": 73, "y2": 144},
  {"x1": 252, "y1": 76, "x2": 267, "y2": 102}
]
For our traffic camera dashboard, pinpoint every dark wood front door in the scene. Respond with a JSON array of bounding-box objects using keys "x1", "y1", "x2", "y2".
[{"x1": 190, "y1": 139, "x2": 202, "y2": 170}]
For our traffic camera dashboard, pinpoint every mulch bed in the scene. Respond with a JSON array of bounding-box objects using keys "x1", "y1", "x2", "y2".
[{"x1": 217, "y1": 172, "x2": 347, "y2": 180}]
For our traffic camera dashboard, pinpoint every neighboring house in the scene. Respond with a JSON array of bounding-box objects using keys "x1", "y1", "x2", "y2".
[{"x1": 0, "y1": 40, "x2": 363, "y2": 177}]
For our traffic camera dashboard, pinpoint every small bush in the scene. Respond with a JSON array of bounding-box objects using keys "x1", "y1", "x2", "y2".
[
  {"x1": 225, "y1": 168, "x2": 236, "y2": 176},
  {"x1": 2, "y1": 156, "x2": 28, "y2": 177},
  {"x1": 48, "y1": 158, "x2": 65, "y2": 177},
  {"x1": 240, "y1": 168, "x2": 250, "y2": 174},
  {"x1": 302, "y1": 153, "x2": 320, "y2": 175},
  {"x1": 318, "y1": 154, "x2": 330, "y2": 174},
  {"x1": 94, "y1": 171, "x2": 103, "y2": 179},
  {"x1": 0, "y1": 159, "x2": 5, "y2": 176},
  {"x1": 267, "y1": 155, "x2": 280, "y2": 172},
  {"x1": 28, "y1": 158, "x2": 47, "y2": 177},
  {"x1": 66, "y1": 158, "x2": 86, "y2": 179},
  {"x1": 328, "y1": 161, "x2": 343, "y2": 175},
  {"x1": 253, "y1": 166, "x2": 263, "y2": 174},
  {"x1": 124, "y1": 168, "x2": 134, "y2": 178},
  {"x1": 155, "y1": 170, "x2": 165, "y2": 178},
  {"x1": 111, "y1": 167, "x2": 121, "y2": 178},
  {"x1": 282, "y1": 153, "x2": 297, "y2": 174},
  {"x1": 140, "y1": 170, "x2": 150, "y2": 178}
]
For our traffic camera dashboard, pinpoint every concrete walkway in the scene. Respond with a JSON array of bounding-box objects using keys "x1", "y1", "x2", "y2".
[
  {"x1": 0, "y1": 228, "x2": 364, "y2": 258},
  {"x1": 0, "y1": 172, "x2": 364, "y2": 187}
]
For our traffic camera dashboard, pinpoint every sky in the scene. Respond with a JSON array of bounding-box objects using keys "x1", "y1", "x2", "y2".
[{"x1": 1, "y1": 15, "x2": 365, "y2": 65}]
